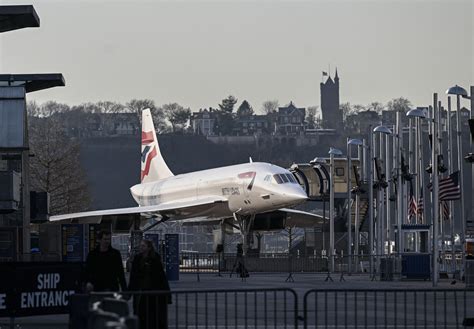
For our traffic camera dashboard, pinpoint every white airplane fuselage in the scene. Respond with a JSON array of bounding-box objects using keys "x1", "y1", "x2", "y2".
[{"x1": 130, "y1": 162, "x2": 307, "y2": 218}]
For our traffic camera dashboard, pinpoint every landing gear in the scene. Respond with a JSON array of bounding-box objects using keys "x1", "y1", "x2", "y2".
[
  {"x1": 233, "y1": 213, "x2": 255, "y2": 256},
  {"x1": 232, "y1": 213, "x2": 255, "y2": 280}
]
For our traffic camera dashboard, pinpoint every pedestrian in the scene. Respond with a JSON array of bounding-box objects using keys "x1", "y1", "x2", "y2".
[
  {"x1": 84, "y1": 230, "x2": 127, "y2": 293},
  {"x1": 128, "y1": 239, "x2": 171, "y2": 329}
]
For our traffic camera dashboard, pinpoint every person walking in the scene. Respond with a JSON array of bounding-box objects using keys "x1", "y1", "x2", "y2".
[
  {"x1": 84, "y1": 230, "x2": 127, "y2": 292},
  {"x1": 128, "y1": 239, "x2": 171, "y2": 329}
]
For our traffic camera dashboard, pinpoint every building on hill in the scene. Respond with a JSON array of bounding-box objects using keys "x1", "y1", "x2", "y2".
[
  {"x1": 190, "y1": 108, "x2": 218, "y2": 136},
  {"x1": 233, "y1": 114, "x2": 270, "y2": 135},
  {"x1": 276, "y1": 102, "x2": 306, "y2": 135},
  {"x1": 53, "y1": 111, "x2": 139, "y2": 138},
  {"x1": 345, "y1": 110, "x2": 381, "y2": 134},
  {"x1": 320, "y1": 69, "x2": 343, "y2": 130}
]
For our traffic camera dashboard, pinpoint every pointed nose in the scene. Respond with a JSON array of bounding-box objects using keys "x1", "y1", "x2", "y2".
[{"x1": 285, "y1": 191, "x2": 308, "y2": 203}]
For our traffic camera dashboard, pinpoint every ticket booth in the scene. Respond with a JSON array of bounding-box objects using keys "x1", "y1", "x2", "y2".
[
  {"x1": 400, "y1": 224, "x2": 431, "y2": 280},
  {"x1": 401, "y1": 224, "x2": 430, "y2": 253}
]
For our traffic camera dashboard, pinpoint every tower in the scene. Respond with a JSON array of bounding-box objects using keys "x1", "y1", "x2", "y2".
[{"x1": 320, "y1": 68, "x2": 343, "y2": 129}]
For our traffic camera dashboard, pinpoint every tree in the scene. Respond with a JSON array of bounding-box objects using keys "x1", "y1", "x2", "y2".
[
  {"x1": 340, "y1": 102, "x2": 352, "y2": 120},
  {"x1": 38, "y1": 101, "x2": 70, "y2": 117},
  {"x1": 29, "y1": 117, "x2": 90, "y2": 215},
  {"x1": 126, "y1": 99, "x2": 168, "y2": 132},
  {"x1": 352, "y1": 104, "x2": 366, "y2": 113},
  {"x1": 236, "y1": 100, "x2": 254, "y2": 117},
  {"x1": 367, "y1": 101, "x2": 384, "y2": 114},
  {"x1": 162, "y1": 103, "x2": 191, "y2": 133},
  {"x1": 262, "y1": 100, "x2": 279, "y2": 114},
  {"x1": 306, "y1": 105, "x2": 319, "y2": 128},
  {"x1": 96, "y1": 101, "x2": 126, "y2": 113},
  {"x1": 386, "y1": 97, "x2": 412, "y2": 112},
  {"x1": 27, "y1": 101, "x2": 41, "y2": 117},
  {"x1": 218, "y1": 96, "x2": 238, "y2": 113}
]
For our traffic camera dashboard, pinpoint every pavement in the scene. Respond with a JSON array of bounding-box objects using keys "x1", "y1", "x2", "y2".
[{"x1": 0, "y1": 272, "x2": 470, "y2": 328}]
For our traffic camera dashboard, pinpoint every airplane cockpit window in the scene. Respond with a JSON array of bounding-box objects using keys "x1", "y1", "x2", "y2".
[
  {"x1": 280, "y1": 174, "x2": 289, "y2": 183},
  {"x1": 264, "y1": 175, "x2": 271, "y2": 182},
  {"x1": 273, "y1": 174, "x2": 284, "y2": 184},
  {"x1": 286, "y1": 173, "x2": 297, "y2": 183}
]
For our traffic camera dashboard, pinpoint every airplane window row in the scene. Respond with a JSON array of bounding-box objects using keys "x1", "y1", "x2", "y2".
[{"x1": 273, "y1": 173, "x2": 298, "y2": 184}]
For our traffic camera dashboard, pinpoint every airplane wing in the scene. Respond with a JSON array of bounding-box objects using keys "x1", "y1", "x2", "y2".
[
  {"x1": 48, "y1": 196, "x2": 229, "y2": 224},
  {"x1": 277, "y1": 208, "x2": 325, "y2": 228},
  {"x1": 179, "y1": 208, "x2": 325, "y2": 231}
]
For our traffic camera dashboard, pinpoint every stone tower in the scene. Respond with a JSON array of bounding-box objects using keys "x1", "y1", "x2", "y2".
[{"x1": 320, "y1": 69, "x2": 343, "y2": 129}]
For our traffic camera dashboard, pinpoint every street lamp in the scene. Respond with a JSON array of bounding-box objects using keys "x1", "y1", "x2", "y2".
[
  {"x1": 407, "y1": 108, "x2": 427, "y2": 223},
  {"x1": 447, "y1": 84, "x2": 469, "y2": 280},
  {"x1": 329, "y1": 147, "x2": 342, "y2": 273},
  {"x1": 373, "y1": 126, "x2": 391, "y2": 262},
  {"x1": 347, "y1": 138, "x2": 363, "y2": 274}
]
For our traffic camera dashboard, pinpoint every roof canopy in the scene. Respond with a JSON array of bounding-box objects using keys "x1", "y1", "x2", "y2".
[
  {"x1": 0, "y1": 5, "x2": 40, "y2": 33},
  {"x1": 0, "y1": 74, "x2": 65, "y2": 93}
]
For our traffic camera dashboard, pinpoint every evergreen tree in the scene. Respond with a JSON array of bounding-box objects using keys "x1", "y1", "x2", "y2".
[
  {"x1": 219, "y1": 95, "x2": 238, "y2": 113},
  {"x1": 236, "y1": 100, "x2": 254, "y2": 117}
]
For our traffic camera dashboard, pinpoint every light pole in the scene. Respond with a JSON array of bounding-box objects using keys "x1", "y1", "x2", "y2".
[
  {"x1": 447, "y1": 96, "x2": 456, "y2": 273},
  {"x1": 347, "y1": 138, "x2": 363, "y2": 274},
  {"x1": 407, "y1": 108, "x2": 427, "y2": 224},
  {"x1": 368, "y1": 126, "x2": 375, "y2": 275},
  {"x1": 329, "y1": 147, "x2": 343, "y2": 273},
  {"x1": 446, "y1": 85, "x2": 469, "y2": 279},
  {"x1": 373, "y1": 125, "x2": 392, "y2": 258},
  {"x1": 429, "y1": 93, "x2": 441, "y2": 286}
]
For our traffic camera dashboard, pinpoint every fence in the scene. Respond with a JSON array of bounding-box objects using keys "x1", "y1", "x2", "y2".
[
  {"x1": 304, "y1": 289, "x2": 474, "y2": 328},
  {"x1": 180, "y1": 252, "x2": 465, "y2": 280},
  {"x1": 4, "y1": 287, "x2": 474, "y2": 328},
  {"x1": 89, "y1": 288, "x2": 299, "y2": 329},
  {"x1": 180, "y1": 252, "x2": 403, "y2": 276}
]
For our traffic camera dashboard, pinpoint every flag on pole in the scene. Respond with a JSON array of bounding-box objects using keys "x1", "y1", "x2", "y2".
[
  {"x1": 322, "y1": 71, "x2": 328, "y2": 76},
  {"x1": 441, "y1": 200, "x2": 450, "y2": 221},
  {"x1": 439, "y1": 171, "x2": 461, "y2": 201},
  {"x1": 408, "y1": 182, "x2": 417, "y2": 222},
  {"x1": 417, "y1": 187, "x2": 424, "y2": 222}
]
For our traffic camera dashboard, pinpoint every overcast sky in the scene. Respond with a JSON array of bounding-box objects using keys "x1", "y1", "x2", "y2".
[{"x1": 1, "y1": 0, "x2": 472, "y2": 112}]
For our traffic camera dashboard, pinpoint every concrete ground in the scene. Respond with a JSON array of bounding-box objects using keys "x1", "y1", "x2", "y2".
[{"x1": 0, "y1": 273, "x2": 470, "y2": 328}]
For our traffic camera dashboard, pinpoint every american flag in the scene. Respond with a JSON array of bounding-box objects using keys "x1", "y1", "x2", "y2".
[
  {"x1": 441, "y1": 200, "x2": 450, "y2": 221},
  {"x1": 417, "y1": 187, "x2": 424, "y2": 222},
  {"x1": 408, "y1": 183, "x2": 417, "y2": 222},
  {"x1": 439, "y1": 171, "x2": 461, "y2": 201}
]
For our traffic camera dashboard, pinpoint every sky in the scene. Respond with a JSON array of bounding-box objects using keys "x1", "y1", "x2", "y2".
[{"x1": 1, "y1": 0, "x2": 472, "y2": 113}]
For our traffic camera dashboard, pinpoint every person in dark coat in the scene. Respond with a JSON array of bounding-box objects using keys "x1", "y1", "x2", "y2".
[
  {"x1": 128, "y1": 239, "x2": 171, "y2": 329},
  {"x1": 84, "y1": 230, "x2": 127, "y2": 292}
]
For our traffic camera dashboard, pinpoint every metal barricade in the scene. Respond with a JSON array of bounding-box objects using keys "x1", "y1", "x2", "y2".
[
  {"x1": 303, "y1": 289, "x2": 474, "y2": 328},
  {"x1": 90, "y1": 288, "x2": 299, "y2": 329}
]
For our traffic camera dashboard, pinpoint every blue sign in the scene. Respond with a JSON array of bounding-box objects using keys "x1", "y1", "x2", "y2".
[
  {"x1": 61, "y1": 224, "x2": 84, "y2": 262},
  {"x1": 164, "y1": 234, "x2": 179, "y2": 281},
  {"x1": 0, "y1": 262, "x2": 84, "y2": 317}
]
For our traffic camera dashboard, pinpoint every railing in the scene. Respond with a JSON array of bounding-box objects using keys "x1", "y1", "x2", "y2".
[
  {"x1": 178, "y1": 252, "x2": 466, "y2": 280},
  {"x1": 4, "y1": 287, "x2": 474, "y2": 328},
  {"x1": 89, "y1": 288, "x2": 299, "y2": 329},
  {"x1": 304, "y1": 289, "x2": 474, "y2": 328}
]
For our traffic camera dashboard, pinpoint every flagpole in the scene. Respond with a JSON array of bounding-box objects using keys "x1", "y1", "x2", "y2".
[
  {"x1": 447, "y1": 96, "x2": 456, "y2": 275},
  {"x1": 455, "y1": 91, "x2": 466, "y2": 280},
  {"x1": 432, "y1": 93, "x2": 440, "y2": 287},
  {"x1": 438, "y1": 100, "x2": 445, "y2": 272},
  {"x1": 386, "y1": 132, "x2": 391, "y2": 251}
]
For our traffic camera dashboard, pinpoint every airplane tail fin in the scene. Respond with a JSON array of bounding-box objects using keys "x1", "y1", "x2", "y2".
[{"x1": 141, "y1": 108, "x2": 174, "y2": 183}]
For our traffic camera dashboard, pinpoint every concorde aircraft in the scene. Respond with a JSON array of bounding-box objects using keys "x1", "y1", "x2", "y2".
[{"x1": 50, "y1": 109, "x2": 322, "y2": 249}]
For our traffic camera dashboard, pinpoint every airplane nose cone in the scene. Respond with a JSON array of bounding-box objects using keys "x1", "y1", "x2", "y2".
[{"x1": 286, "y1": 191, "x2": 308, "y2": 203}]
